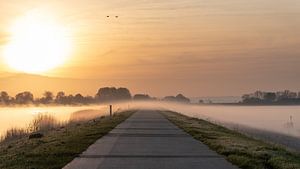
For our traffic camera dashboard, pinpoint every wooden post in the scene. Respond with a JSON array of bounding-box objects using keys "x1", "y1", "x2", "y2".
[{"x1": 109, "y1": 105, "x2": 113, "y2": 117}]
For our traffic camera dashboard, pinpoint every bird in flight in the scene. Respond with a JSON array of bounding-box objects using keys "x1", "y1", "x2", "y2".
[{"x1": 106, "y1": 16, "x2": 119, "y2": 18}]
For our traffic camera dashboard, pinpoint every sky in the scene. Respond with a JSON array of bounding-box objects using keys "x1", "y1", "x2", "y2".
[{"x1": 0, "y1": 0, "x2": 300, "y2": 97}]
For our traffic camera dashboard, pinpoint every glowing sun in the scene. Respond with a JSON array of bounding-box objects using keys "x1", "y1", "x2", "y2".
[{"x1": 3, "y1": 11, "x2": 72, "y2": 73}]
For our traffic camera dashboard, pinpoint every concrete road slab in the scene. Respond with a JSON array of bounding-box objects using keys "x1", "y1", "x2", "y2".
[
  {"x1": 81, "y1": 136, "x2": 218, "y2": 156},
  {"x1": 65, "y1": 157, "x2": 238, "y2": 169},
  {"x1": 63, "y1": 110, "x2": 239, "y2": 169},
  {"x1": 110, "y1": 128, "x2": 187, "y2": 135}
]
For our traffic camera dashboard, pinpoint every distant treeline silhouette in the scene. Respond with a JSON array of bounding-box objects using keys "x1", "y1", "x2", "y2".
[
  {"x1": 163, "y1": 94, "x2": 190, "y2": 103},
  {"x1": 242, "y1": 90, "x2": 300, "y2": 104},
  {"x1": 0, "y1": 87, "x2": 190, "y2": 105}
]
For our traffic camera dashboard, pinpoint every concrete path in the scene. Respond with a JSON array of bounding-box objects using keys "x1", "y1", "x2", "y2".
[{"x1": 63, "y1": 110, "x2": 239, "y2": 169}]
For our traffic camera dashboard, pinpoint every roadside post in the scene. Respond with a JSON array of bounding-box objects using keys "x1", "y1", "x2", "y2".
[{"x1": 109, "y1": 104, "x2": 113, "y2": 117}]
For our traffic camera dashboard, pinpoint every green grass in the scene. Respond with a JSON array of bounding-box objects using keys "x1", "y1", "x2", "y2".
[
  {"x1": 0, "y1": 110, "x2": 134, "y2": 169},
  {"x1": 162, "y1": 111, "x2": 300, "y2": 169}
]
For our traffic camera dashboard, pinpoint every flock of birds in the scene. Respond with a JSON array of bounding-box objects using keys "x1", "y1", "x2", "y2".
[{"x1": 107, "y1": 15, "x2": 119, "y2": 18}]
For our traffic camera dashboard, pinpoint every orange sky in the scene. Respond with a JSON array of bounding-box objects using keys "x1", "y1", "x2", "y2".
[{"x1": 0, "y1": 0, "x2": 300, "y2": 97}]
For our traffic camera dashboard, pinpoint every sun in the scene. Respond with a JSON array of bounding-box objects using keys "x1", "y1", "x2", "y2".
[{"x1": 3, "y1": 10, "x2": 72, "y2": 74}]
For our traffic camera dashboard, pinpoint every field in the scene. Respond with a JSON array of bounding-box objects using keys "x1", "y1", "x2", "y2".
[
  {"x1": 162, "y1": 111, "x2": 300, "y2": 169},
  {"x1": 0, "y1": 110, "x2": 134, "y2": 169}
]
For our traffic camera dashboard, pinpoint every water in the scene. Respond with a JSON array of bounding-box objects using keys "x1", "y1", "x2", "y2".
[{"x1": 0, "y1": 105, "x2": 111, "y2": 137}]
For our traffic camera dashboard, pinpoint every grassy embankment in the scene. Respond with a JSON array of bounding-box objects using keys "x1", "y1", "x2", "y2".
[
  {"x1": 0, "y1": 110, "x2": 134, "y2": 169},
  {"x1": 162, "y1": 111, "x2": 300, "y2": 169}
]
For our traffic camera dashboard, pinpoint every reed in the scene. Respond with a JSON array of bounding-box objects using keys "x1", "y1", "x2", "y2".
[
  {"x1": 28, "y1": 113, "x2": 59, "y2": 132},
  {"x1": 2, "y1": 128, "x2": 28, "y2": 142},
  {"x1": 1, "y1": 113, "x2": 60, "y2": 142}
]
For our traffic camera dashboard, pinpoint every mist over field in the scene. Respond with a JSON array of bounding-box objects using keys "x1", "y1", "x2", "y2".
[{"x1": 115, "y1": 101, "x2": 300, "y2": 151}]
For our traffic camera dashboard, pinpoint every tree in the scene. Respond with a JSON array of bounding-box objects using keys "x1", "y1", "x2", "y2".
[
  {"x1": 39, "y1": 91, "x2": 54, "y2": 104},
  {"x1": 242, "y1": 94, "x2": 250, "y2": 101},
  {"x1": 133, "y1": 94, "x2": 151, "y2": 100},
  {"x1": 74, "y1": 93, "x2": 84, "y2": 103},
  {"x1": 276, "y1": 90, "x2": 297, "y2": 101},
  {"x1": 116, "y1": 88, "x2": 132, "y2": 100},
  {"x1": 55, "y1": 91, "x2": 66, "y2": 104},
  {"x1": 175, "y1": 94, "x2": 190, "y2": 103},
  {"x1": 44, "y1": 91, "x2": 54, "y2": 102},
  {"x1": 254, "y1": 91, "x2": 264, "y2": 99},
  {"x1": 263, "y1": 92, "x2": 276, "y2": 102},
  {"x1": 66, "y1": 95, "x2": 74, "y2": 104},
  {"x1": 163, "y1": 96, "x2": 177, "y2": 102},
  {"x1": 15, "y1": 91, "x2": 34, "y2": 104},
  {"x1": 95, "y1": 87, "x2": 117, "y2": 101},
  {"x1": 0, "y1": 91, "x2": 10, "y2": 104},
  {"x1": 288, "y1": 92, "x2": 297, "y2": 99},
  {"x1": 242, "y1": 90, "x2": 300, "y2": 104},
  {"x1": 163, "y1": 94, "x2": 190, "y2": 103},
  {"x1": 83, "y1": 96, "x2": 95, "y2": 104},
  {"x1": 95, "y1": 87, "x2": 132, "y2": 102}
]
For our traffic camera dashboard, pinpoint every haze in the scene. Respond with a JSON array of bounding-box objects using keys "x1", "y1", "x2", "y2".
[{"x1": 0, "y1": 0, "x2": 300, "y2": 97}]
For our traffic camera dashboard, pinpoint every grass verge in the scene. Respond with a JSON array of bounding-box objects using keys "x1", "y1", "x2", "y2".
[
  {"x1": 0, "y1": 110, "x2": 134, "y2": 169},
  {"x1": 162, "y1": 111, "x2": 300, "y2": 169}
]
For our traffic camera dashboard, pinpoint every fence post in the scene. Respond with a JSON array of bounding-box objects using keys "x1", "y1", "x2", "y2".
[{"x1": 109, "y1": 105, "x2": 113, "y2": 117}]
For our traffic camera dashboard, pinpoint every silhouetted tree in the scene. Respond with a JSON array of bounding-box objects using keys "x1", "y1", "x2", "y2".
[
  {"x1": 66, "y1": 94, "x2": 74, "y2": 104},
  {"x1": 242, "y1": 90, "x2": 300, "y2": 104},
  {"x1": 276, "y1": 90, "x2": 297, "y2": 100},
  {"x1": 163, "y1": 94, "x2": 190, "y2": 103},
  {"x1": 263, "y1": 92, "x2": 276, "y2": 102},
  {"x1": 52, "y1": 92, "x2": 95, "y2": 105},
  {"x1": 133, "y1": 94, "x2": 151, "y2": 100},
  {"x1": 44, "y1": 91, "x2": 54, "y2": 102},
  {"x1": 55, "y1": 91, "x2": 67, "y2": 104},
  {"x1": 199, "y1": 99, "x2": 204, "y2": 104},
  {"x1": 15, "y1": 91, "x2": 34, "y2": 104},
  {"x1": 242, "y1": 94, "x2": 250, "y2": 101},
  {"x1": 175, "y1": 94, "x2": 190, "y2": 103},
  {"x1": 83, "y1": 96, "x2": 95, "y2": 104},
  {"x1": 96, "y1": 87, "x2": 117, "y2": 101},
  {"x1": 116, "y1": 88, "x2": 132, "y2": 100},
  {"x1": 0, "y1": 91, "x2": 11, "y2": 105},
  {"x1": 254, "y1": 90, "x2": 264, "y2": 100},
  {"x1": 164, "y1": 96, "x2": 177, "y2": 102},
  {"x1": 38, "y1": 91, "x2": 54, "y2": 104},
  {"x1": 74, "y1": 93, "x2": 84, "y2": 103},
  {"x1": 95, "y1": 87, "x2": 132, "y2": 102}
]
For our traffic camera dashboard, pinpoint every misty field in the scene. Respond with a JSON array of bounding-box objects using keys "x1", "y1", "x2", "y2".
[
  {"x1": 1, "y1": 101, "x2": 300, "y2": 151},
  {"x1": 163, "y1": 111, "x2": 300, "y2": 169},
  {"x1": 0, "y1": 110, "x2": 134, "y2": 169}
]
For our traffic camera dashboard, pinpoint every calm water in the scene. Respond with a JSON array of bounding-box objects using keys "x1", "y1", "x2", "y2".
[{"x1": 0, "y1": 105, "x2": 112, "y2": 137}]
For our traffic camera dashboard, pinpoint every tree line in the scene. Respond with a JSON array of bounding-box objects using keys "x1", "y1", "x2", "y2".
[
  {"x1": 0, "y1": 90, "x2": 96, "y2": 105},
  {"x1": 0, "y1": 87, "x2": 191, "y2": 105},
  {"x1": 242, "y1": 90, "x2": 300, "y2": 104}
]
